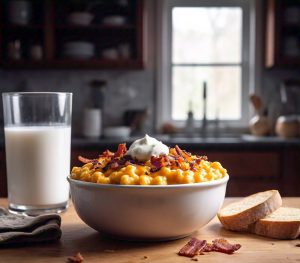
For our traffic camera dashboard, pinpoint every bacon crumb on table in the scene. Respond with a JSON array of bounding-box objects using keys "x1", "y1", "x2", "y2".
[
  {"x1": 210, "y1": 238, "x2": 241, "y2": 254},
  {"x1": 178, "y1": 238, "x2": 241, "y2": 258},
  {"x1": 67, "y1": 252, "x2": 84, "y2": 263},
  {"x1": 178, "y1": 238, "x2": 207, "y2": 257}
]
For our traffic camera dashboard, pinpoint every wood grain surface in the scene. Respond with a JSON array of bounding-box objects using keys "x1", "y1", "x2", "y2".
[{"x1": 0, "y1": 198, "x2": 299, "y2": 263}]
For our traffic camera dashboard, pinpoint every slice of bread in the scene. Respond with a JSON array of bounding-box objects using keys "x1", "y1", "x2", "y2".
[
  {"x1": 217, "y1": 190, "x2": 282, "y2": 231},
  {"x1": 250, "y1": 207, "x2": 300, "y2": 239}
]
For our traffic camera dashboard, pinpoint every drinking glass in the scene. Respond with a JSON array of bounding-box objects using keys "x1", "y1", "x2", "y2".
[{"x1": 2, "y1": 92, "x2": 72, "y2": 215}]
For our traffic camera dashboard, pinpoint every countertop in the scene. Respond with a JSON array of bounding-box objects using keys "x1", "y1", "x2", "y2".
[
  {"x1": 71, "y1": 135, "x2": 300, "y2": 150},
  {"x1": 0, "y1": 133, "x2": 300, "y2": 150},
  {"x1": 1, "y1": 198, "x2": 299, "y2": 262}
]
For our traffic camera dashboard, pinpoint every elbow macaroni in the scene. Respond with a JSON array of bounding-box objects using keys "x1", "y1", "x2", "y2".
[{"x1": 71, "y1": 159, "x2": 228, "y2": 186}]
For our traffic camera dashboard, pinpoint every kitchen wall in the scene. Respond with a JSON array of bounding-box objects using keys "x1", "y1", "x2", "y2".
[
  {"x1": 0, "y1": 0, "x2": 299, "y2": 137},
  {"x1": 0, "y1": 69, "x2": 155, "y2": 136},
  {"x1": 0, "y1": 0, "x2": 157, "y2": 137},
  {"x1": 261, "y1": 69, "x2": 300, "y2": 132}
]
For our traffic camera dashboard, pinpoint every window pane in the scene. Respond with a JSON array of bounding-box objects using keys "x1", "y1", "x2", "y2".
[
  {"x1": 172, "y1": 66, "x2": 241, "y2": 120},
  {"x1": 172, "y1": 7, "x2": 242, "y2": 63}
]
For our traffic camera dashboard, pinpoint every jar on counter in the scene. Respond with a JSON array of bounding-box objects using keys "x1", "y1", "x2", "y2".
[
  {"x1": 30, "y1": 45, "x2": 43, "y2": 60},
  {"x1": 275, "y1": 115, "x2": 299, "y2": 138}
]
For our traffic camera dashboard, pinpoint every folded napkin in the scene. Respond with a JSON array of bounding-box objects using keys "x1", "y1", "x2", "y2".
[{"x1": 0, "y1": 207, "x2": 61, "y2": 246}]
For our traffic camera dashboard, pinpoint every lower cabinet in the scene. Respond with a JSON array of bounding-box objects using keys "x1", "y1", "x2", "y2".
[
  {"x1": 195, "y1": 150, "x2": 283, "y2": 197},
  {"x1": 0, "y1": 146, "x2": 299, "y2": 197}
]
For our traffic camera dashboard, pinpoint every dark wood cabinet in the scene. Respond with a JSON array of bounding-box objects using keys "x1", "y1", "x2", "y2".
[
  {"x1": 202, "y1": 150, "x2": 282, "y2": 196},
  {"x1": 0, "y1": 145, "x2": 299, "y2": 197},
  {"x1": 265, "y1": 0, "x2": 300, "y2": 68},
  {"x1": 0, "y1": 0, "x2": 144, "y2": 69}
]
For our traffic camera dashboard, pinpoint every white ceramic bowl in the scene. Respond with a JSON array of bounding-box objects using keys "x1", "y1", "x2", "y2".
[{"x1": 68, "y1": 175, "x2": 229, "y2": 241}]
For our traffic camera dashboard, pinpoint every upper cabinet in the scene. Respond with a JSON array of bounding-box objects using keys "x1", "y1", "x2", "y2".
[
  {"x1": 265, "y1": 0, "x2": 300, "y2": 68},
  {"x1": 0, "y1": 0, "x2": 144, "y2": 69}
]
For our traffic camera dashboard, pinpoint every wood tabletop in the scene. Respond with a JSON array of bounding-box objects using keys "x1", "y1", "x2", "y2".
[{"x1": 0, "y1": 198, "x2": 299, "y2": 263}]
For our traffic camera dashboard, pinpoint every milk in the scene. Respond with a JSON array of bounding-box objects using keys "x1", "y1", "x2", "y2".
[{"x1": 4, "y1": 126, "x2": 71, "y2": 207}]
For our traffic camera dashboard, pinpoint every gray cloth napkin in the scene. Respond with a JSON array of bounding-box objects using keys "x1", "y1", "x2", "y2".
[{"x1": 0, "y1": 207, "x2": 61, "y2": 245}]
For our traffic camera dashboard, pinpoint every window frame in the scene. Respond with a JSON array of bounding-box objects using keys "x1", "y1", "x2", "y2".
[{"x1": 156, "y1": 0, "x2": 253, "y2": 130}]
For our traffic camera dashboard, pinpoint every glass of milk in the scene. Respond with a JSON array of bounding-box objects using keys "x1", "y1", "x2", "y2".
[{"x1": 2, "y1": 92, "x2": 72, "y2": 215}]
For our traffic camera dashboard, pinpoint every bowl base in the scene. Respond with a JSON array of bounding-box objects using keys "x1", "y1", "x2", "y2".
[{"x1": 97, "y1": 230, "x2": 195, "y2": 242}]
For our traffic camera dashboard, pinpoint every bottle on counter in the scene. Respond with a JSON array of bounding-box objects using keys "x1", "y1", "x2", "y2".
[
  {"x1": 249, "y1": 94, "x2": 271, "y2": 136},
  {"x1": 185, "y1": 101, "x2": 195, "y2": 135},
  {"x1": 82, "y1": 80, "x2": 106, "y2": 138}
]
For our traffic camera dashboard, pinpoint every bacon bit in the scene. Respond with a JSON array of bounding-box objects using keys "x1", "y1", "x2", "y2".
[
  {"x1": 67, "y1": 252, "x2": 84, "y2": 263},
  {"x1": 150, "y1": 155, "x2": 170, "y2": 172},
  {"x1": 178, "y1": 238, "x2": 241, "y2": 258},
  {"x1": 191, "y1": 258, "x2": 199, "y2": 261},
  {"x1": 210, "y1": 238, "x2": 241, "y2": 254},
  {"x1": 296, "y1": 244, "x2": 300, "y2": 247},
  {"x1": 101, "y1": 150, "x2": 114, "y2": 158},
  {"x1": 110, "y1": 162, "x2": 119, "y2": 169},
  {"x1": 175, "y1": 145, "x2": 193, "y2": 162},
  {"x1": 114, "y1": 143, "x2": 127, "y2": 158},
  {"x1": 202, "y1": 243, "x2": 214, "y2": 252},
  {"x1": 78, "y1": 156, "x2": 97, "y2": 164},
  {"x1": 178, "y1": 238, "x2": 207, "y2": 257}
]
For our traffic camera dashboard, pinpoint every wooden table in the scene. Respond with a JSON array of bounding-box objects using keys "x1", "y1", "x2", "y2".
[{"x1": 0, "y1": 198, "x2": 299, "y2": 262}]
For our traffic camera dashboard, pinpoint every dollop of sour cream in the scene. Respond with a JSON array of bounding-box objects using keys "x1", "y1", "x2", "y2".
[{"x1": 126, "y1": 134, "x2": 169, "y2": 162}]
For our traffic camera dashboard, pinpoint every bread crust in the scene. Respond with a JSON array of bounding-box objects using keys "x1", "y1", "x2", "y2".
[
  {"x1": 217, "y1": 190, "x2": 282, "y2": 231},
  {"x1": 249, "y1": 207, "x2": 300, "y2": 239}
]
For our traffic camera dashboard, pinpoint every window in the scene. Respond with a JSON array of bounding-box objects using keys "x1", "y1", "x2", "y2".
[{"x1": 157, "y1": 0, "x2": 252, "y2": 128}]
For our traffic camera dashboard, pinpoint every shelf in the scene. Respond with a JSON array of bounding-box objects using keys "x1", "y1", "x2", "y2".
[
  {"x1": 0, "y1": 0, "x2": 144, "y2": 69},
  {"x1": 265, "y1": 0, "x2": 300, "y2": 68},
  {"x1": 2, "y1": 58, "x2": 143, "y2": 69},
  {"x1": 55, "y1": 24, "x2": 135, "y2": 30},
  {"x1": 1, "y1": 24, "x2": 44, "y2": 30}
]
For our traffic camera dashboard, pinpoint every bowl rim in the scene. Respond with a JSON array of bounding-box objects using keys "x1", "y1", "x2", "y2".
[{"x1": 67, "y1": 174, "x2": 229, "y2": 189}]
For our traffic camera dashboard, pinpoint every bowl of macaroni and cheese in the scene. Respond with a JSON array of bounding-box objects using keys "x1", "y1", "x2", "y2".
[{"x1": 69, "y1": 135, "x2": 229, "y2": 240}]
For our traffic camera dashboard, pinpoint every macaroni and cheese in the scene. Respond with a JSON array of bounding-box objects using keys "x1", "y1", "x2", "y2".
[{"x1": 71, "y1": 136, "x2": 228, "y2": 185}]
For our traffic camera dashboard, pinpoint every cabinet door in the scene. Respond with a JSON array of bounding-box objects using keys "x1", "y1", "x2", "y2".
[
  {"x1": 265, "y1": 0, "x2": 300, "y2": 67},
  {"x1": 191, "y1": 150, "x2": 281, "y2": 197},
  {"x1": 282, "y1": 148, "x2": 300, "y2": 196}
]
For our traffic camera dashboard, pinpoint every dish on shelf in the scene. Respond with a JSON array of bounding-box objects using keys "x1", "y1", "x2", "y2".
[
  {"x1": 63, "y1": 41, "x2": 95, "y2": 59},
  {"x1": 102, "y1": 15, "x2": 127, "y2": 26},
  {"x1": 67, "y1": 12, "x2": 94, "y2": 26},
  {"x1": 101, "y1": 48, "x2": 119, "y2": 60},
  {"x1": 103, "y1": 126, "x2": 131, "y2": 138}
]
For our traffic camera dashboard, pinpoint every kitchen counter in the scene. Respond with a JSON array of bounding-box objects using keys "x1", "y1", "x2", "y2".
[
  {"x1": 0, "y1": 134, "x2": 300, "y2": 150},
  {"x1": 71, "y1": 135, "x2": 300, "y2": 150},
  {"x1": 1, "y1": 198, "x2": 299, "y2": 262}
]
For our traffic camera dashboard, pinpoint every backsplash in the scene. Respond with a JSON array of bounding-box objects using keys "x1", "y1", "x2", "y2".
[{"x1": 0, "y1": 69, "x2": 155, "y2": 136}]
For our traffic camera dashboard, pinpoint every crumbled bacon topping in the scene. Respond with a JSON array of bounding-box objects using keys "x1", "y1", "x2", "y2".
[
  {"x1": 78, "y1": 156, "x2": 97, "y2": 164},
  {"x1": 178, "y1": 238, "x2": 241, "y2": 258},
  {"x1": 78, "y1": 143, "x2": 208, "y2": 173}
]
